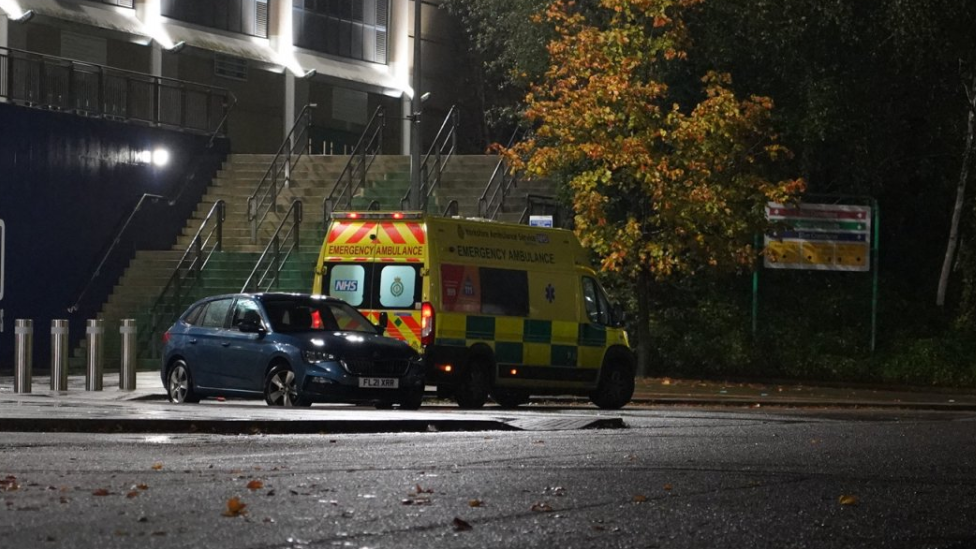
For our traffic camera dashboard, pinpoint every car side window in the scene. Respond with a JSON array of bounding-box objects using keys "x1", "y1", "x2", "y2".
[
  {"x1": 200, "y1": 299, "x2": 233, "y2": 328},
  {"x1": 184, "y1": 303, "x2": 206, "y2": 325},
  {"x1": 231, "y1": 299, "x2": 262, "y2": 330}
]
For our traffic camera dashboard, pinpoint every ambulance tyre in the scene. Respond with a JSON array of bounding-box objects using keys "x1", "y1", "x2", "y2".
[
  {"x1": 590, "y1": 353, "x2": 635, "y2": 410},
  {"x1": 492, "y1": 389, "x2": 530, "y2": 409},
  {"x1": 456, "y1": 358, "x2": 491, "y2": 409}
]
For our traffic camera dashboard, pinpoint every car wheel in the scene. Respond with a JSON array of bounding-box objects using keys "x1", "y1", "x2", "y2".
[
  {"x1": 167, "y1": 360, "x2": 200, "y2": 404},
  {"x1": 264, "y1": 365, "x2": 310, "y2": 407},
  {"x1": 589, "y1": 354, "x2": 635, "y2": 410},
  {"x1": 492, "y1": 389, "x2": 530, "y2": 409},
  {"x1": 455, "y1": 359, "x2": 490, "y2": 409}
]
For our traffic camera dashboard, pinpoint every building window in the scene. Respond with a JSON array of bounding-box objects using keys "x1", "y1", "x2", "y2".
[
  {"x1": 293, "y1": 0, "x2": 389, "y2": 64},
  {"x1": 161, "y1": 0, "x2": 269, "y2": 39}
]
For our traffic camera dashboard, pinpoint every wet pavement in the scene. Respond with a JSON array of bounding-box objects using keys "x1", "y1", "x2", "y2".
[{"x1": 0, "y1": 371, "x2": 973, "y2": 434}]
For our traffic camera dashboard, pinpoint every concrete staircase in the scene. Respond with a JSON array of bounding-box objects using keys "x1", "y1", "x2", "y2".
[{"x1": 72, "y1": 153, "x2": 553, "y2": 370}]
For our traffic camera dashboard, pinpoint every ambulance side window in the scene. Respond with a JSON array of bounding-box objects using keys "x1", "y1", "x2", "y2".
[
  {"x1": 582, "y1": 277, "x2": 609, "y2": 325},
  {"x1": 480, "y1": 268, "x2": 528, "y2": 316}
]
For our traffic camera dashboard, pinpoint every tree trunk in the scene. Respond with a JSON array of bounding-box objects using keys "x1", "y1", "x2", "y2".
[
  {"x1": 937, "y1": 74, "x2": 976, "y2": 307},
  {"x1": 635, "y1": 270, "x2": 653, "y2": 377}
]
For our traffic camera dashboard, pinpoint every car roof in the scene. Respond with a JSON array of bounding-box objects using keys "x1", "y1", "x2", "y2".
[{"x1": 190, "y1": 293, "x2": 344, "y2": 305}]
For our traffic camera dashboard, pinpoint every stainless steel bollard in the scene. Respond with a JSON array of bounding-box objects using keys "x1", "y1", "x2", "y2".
[
  {"x1": 50, "y1": 319, "x2": 69, "y2": 391},
  {"x1": 119, "y1": 319, "x2": 137, "y2": 390},
  {"x1": 85, "y1": 319, "x2": 104, "y2": 391},
  {"x1": 14, "y1": 319, "x2": 33, "y2": 393}
]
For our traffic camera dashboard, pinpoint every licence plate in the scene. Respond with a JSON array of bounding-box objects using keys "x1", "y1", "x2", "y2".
[{"x1": 359, "y1": 377, "x2": 399, "y2": 389}]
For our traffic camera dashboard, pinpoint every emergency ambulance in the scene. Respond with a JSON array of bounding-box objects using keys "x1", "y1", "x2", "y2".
[{"x1": 312, "y1": 212, "x2": 635, "y2": 409}]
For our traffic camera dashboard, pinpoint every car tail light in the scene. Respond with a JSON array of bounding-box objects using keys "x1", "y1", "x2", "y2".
[
  {"x1": 421, "y1": 302, "x2": 434, "y2": 347},
  {"x1": 161, "y1": 331, "x2": 171, "y2": 345}
]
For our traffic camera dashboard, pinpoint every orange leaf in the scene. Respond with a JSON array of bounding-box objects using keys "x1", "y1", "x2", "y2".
[
  {"x1": 151, "y1": 463, "x2": 163, "y2": 471},
  {"x1": 663, "y1": 484, "x2": 673, "y2": 491},
  {"x1": 632, "y1": 495, "x2": 647, "y2": 503},
  {"x1": 92, "y1": 488, "x2": 111, "y2": 496},
  {"x1": 468, "y1": 499, "x2": 484, "y2": 507},
  {"x1": 126, "y1": 491, "x2": 140, "y2": 499},
  {"x1": 838, "y1": 495, "x2": 859, "y2": 506},
  {"x1": 247, "y1": 480, "x2": 264, "y2": 491},
  {"x1": 531, "y1": 502, "x2": 554, "y2": 513},
  {"x1": 222, "y1": 497, "x2": 248, "y2": 517}
]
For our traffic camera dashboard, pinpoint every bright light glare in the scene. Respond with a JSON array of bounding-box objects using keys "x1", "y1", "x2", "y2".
[
  {"x1": 137, "y1": 150, "x2": 152, "y2": 164},
  {"x1": 152, "y1": 148, "x2": 170, "y2": 167}
]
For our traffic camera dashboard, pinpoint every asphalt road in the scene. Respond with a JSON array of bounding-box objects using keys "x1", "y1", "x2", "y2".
[{"x1": 2, "y1": 406, "x2": 975, "y2": 549}]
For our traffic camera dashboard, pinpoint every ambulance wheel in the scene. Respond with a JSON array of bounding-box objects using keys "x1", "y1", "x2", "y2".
[
  {"x1": 590, "y1": 356, "x2": 635, "y2": 410},
  {"x1": 492, "y1": 389, "x2": 530, "y2": 409},
  {"x1": 455, "y1": 360, "x2": 491, "y2": 409}
]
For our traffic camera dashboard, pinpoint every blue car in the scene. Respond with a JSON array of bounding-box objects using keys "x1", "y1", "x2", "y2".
[{"x1": 160, "y1": 293, "x2": 425, "y2": 408}]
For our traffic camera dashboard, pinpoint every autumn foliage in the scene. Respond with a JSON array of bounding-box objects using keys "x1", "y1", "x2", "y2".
[{"x1": 505, "y1": 0, "x2": 804, "y2": 282}]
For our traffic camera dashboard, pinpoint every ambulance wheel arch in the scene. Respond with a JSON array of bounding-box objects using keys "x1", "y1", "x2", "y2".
[
  {"x1": 454, "y1": 343, "x2": 494, "y2": 409},
  {"x1": 590, "y1": 345, "x2": 637, "y2": 409}
]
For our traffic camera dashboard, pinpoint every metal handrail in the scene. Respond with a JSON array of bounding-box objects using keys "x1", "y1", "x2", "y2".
[
  {"x1": 143, "y1": 200, "x2": 225, "y2": 357},
  {"x1": 247, "y1": 103, "x2": 316, "y2": 243},
  {"x1": 0, "y1": 46, "x2": 233, "y2": 136},
  {"x1": 401, "y1": 105, "x2": 459, "y2": 211},
  {"x1": 68, "y1": 193, "x2": 166, "y2": 313},
  {"x1": 323, "y1": 106, "x2": 386, "y2": 224},
  {"x1": 479, "y1": 126, "x2": 524, "y2": 219},
  {"x1": 443, "y1": 200, "x2": 460, "y2": 217},
  {"x1": 241, "y1": 200, "x2": 303, "y2": 293}
]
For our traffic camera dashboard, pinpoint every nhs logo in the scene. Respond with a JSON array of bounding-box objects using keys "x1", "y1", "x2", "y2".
[{"x1": 334, "y1": 279, "x2": 358, "y2": 292}]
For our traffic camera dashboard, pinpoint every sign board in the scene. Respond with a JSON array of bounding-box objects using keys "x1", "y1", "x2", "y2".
[
  {"x1": 529, "y1": 215, "x2": 553, "y2": 228},
  {"x1": 764, "y1": 203, "x2": 871, "y2": 272}
]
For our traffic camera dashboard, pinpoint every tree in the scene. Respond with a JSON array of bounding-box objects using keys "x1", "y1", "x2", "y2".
[{"x1": 503, "y1": 0, "x2": 804, "y2": 375}]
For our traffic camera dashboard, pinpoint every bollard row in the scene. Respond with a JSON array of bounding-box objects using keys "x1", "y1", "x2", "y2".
[{"x1": 13, "y1": 318, "x2": 139, "y2": 394}]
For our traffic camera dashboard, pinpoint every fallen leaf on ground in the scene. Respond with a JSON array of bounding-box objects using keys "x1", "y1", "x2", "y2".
[
  {"x1": 632, "y1": 495, "x2": 647, "y2": 503},
  {"x1": 126, "y1": 491, "x2": 139, "y2": 499},
  {"x1": 531, "y1": 502, "x2": 554, "y2": 513},
  {"x1": 1, "y1": 476, "x2": 19, "y2": 492},
  {"x1": 92, "y1": 488, "x2": 111, "y2": 496},
  {"x1": 663, "y1": 484, "x2": 673, "y2": 491},
  {"x1": 838, "y1": 495, "x2": 859, "y2": 506},
  {"x1": 415, "y1": 484, "x2": 434, "y2": 494},
  {"x1": 469, "y1": 499, "x2": 484, "y2": 507},
  {"x1": 222, "y1": 497, "x2": 248, "y2": 517},
  {"x1": 247, "y1": 480, "x2": 264, "y2": 490},
  {"x1": 151, "y1": 463, "x2": 163, "y2": 471},
  {"x1": 452, "y1": 517, "x2": 473, "y2": 531}
]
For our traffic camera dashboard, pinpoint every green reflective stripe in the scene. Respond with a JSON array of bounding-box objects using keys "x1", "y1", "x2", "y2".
[
  {"x1": 523, "y1": 319, "x2": 551, "y2": 343},
  {"x1": 551, "y1": 345, "x2": 577, "y2": 367},
  {"x1": 495, "y1": 342, "x2": 523, "y2": 364},
  {"x1": 578, "y1": 324, "x2": 606, "y2": 347},
  {"x1": 466, "y1": 316, "x2": 495, "y2": 340}
]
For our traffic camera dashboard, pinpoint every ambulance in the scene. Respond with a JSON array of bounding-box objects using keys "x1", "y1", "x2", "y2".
[{"x1": 312, "y1": 212, "x2": 635, "y2": 409}]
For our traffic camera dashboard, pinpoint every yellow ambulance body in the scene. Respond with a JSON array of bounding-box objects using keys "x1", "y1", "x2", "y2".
[{"x1": 313, "y1": 212, "x2": 635, "y2": 409}]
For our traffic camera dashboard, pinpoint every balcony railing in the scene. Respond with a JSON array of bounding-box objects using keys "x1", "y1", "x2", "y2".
[{"x1": 0, "y1": 46, "x2": 235, "y2": 138}]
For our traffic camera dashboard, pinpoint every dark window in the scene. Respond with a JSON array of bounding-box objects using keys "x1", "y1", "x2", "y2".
[
  {"x1": 231, "y1": 299, "x2": 263, "y2": 329},
  {"x1": 582, "y1": 277, "x2": 610, "y2": 325},
  {"x1": 292, "y1": 0, "x2": 389, "y2": 64},
  {"x1": 183, "y1": 303, "x2": 206, "y2": 325},
  {"x1": 480, "y1": 268, "x2": 529, "y2": 317},
  {"x1": 200, "y1": 299, "x2": 233, "y2": 328},
  {"x1": 162, "y1": 0, "x2": 269, "y2": 38}
]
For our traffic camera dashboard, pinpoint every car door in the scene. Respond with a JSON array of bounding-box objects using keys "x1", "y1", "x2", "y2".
[
  {"x1": 190, "y1": 297, "x2": 234, "y2": 390},
  {"x1": 218, "y1": 297, "x2": 271, "y2": 393}
]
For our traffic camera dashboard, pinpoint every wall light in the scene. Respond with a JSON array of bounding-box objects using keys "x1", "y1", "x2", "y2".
[
  {"x1": 152, "y1": 148, "x2": 170, "y2": 167},
  {"x1": 167, "y1": 41, "x2": 186, "y2": 54},
  {"x1": 303, "y1": 69, "x2": 317, "y2": 80},
  {"x1": 13, "y1": 9, "x2": 34, "y2": 23}
]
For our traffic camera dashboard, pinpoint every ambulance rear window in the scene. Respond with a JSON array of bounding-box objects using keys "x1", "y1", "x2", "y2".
[{"x1": 324, "y1": 263, "x2": 421, "y2": 310}]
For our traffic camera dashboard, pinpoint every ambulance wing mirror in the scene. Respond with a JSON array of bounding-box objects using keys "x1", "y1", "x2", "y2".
[{"x1": 375, "y1": 312, "x2": 389, "y2": 335}]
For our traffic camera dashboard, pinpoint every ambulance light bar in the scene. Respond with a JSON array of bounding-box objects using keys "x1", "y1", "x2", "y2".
[{"x1": 331, "y1": 212, "x2": 423, "y2": 220}]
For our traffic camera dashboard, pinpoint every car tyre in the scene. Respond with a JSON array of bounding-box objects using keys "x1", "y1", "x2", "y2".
[
  {"x1": 455, "y1": 359, "x2": 490, "y2": 409},
  {"x1": 264, "y1": 365, "x2": 310, "y2": 407},
  {"x1": 589, "y1": 354, "x2": 635, "y2": 410},
  {"x1": 167, "y1": 360, "x2": 200, "y2": 404}
]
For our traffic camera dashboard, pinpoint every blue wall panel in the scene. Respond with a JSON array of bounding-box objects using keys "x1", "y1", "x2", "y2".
[{"x1": 0, "y1": 103, "x2": 228, "y2": 372}]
